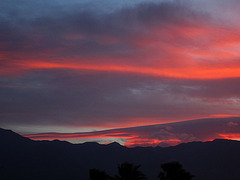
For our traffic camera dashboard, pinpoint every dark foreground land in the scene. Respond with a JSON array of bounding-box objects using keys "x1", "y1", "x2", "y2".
[{"x1": 0, "y1": 128, "x2": 240, "y2": 180}]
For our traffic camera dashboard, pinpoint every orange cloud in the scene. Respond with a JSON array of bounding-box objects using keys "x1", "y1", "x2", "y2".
[
  {"x1": 124, "y1": 137, "x2": 181, "y2": 147},
  {"x1": 24, "y1": 117, "x2": 240, "y2": 147},
  {"x1": 25, "y1": 132, "x2": 182, "y2": 147},
  {"x1": 3, "y1": 15, "x2": 240, "y2": 81},
  {"x1": 218, "y1": 133, "x2": 240, "y2": 140},
  {"x1": 3, "y1": 60, "x2": 240, "y2": 80}
]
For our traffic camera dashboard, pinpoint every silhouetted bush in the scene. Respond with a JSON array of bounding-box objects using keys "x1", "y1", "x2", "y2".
[
  {"x1": 114, "y1": 162, "x2": 146, "y2": 180},
  {"x1": 89, "y1": 162, "x2": 146, "y2": 180},
  {"x1": 89, "y1": 168, "x2": 111, "y2": 180},
  {"x1": 89, "y1": 161, "x2": 195, "y2": 180},
  {"x1": 158, "y1": 161, "x2": 194, "y2": 180}
]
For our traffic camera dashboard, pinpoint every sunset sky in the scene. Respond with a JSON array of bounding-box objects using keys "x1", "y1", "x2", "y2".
[{"x1": 1, "y1": 0, "x2": 240, "y2": 146}]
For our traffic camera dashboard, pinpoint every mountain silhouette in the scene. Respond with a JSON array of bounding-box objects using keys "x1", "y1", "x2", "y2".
[{"x1": 0, "y1": 128, "x2": 240, "y2": 180}]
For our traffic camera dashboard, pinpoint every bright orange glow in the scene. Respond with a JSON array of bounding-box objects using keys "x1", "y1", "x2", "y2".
[
  {"x1": 8, "y1": 60, "x2": 240, "y2": 80},
  {"x1": 25, "y1": 131, "x2": 182, "y2": 147},
  {"x1": 2, "y1": 10, "x2": 240, "y2": 81},
  {"x1": 3, "y1": 23, "x2": 240, "y2": 80},
  {"x1": 124, "y1": 137, "x2": 181, "y2": 147},
  {"x1": 218, "y1": 133, "x2": 240, "y2": 140}
]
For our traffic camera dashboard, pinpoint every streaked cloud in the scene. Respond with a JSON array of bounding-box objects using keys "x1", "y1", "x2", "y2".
[
  {"x1": 1, "y1": 0, "x2": 240, "y2": 143},
  {"x1": 25, "y1": 117, "x2": 240, "y2": 147}
]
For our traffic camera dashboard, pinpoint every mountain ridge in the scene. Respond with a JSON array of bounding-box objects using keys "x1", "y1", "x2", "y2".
[
  {"x1": 0, "y1": 128, "x2": 240, "y2": 180},
  {"x1": 22, "y1": 116, "x2": 240, "y2": 147}
]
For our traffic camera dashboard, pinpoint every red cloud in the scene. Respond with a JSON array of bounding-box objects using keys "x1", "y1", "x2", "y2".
[
  {"x1": 2, "y1": 59, "x2": 240, "y2": 80},
  {"x1": 218, "y1": 133, "x2": 240, "y2": 140},
  {"x1": 2, "y1": 5, "x2": 240, "y2": 81},
  {"x1": 24, "y1": 117, "x2": 240, "y2": 147},
  {"x1": 2, "y1": 1, "x2": 240, "y2": 139}
]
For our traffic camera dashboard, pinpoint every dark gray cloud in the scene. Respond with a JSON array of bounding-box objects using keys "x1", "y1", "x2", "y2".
[
  {"x1": 25, "y1": 117, "x2": 240, "y2": 147},
  {"x1": 1, "y1": 70, "x2": 240, "y2": 128},
  {"x1": 0, "y1": 0, "x2": 204, "y2": 61},
  {"x1": 1, "y1": 0, "x2": 240, "y2": 136}
]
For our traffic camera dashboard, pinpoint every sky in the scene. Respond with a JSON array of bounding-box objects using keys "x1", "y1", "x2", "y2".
[{"x1": 1, "y1": 0, "x2": 240, "y2": 147}]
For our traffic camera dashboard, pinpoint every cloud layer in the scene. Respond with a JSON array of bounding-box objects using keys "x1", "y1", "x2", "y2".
[
  {"x1": 1, "y1": 0, "x2": 240, "y2": 142},
  {"x1": 25, "y1": 117, "x2": 240, "y2": 147}
]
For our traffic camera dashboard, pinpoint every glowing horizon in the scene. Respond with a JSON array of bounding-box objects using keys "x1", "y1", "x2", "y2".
[
  {"x1": 1, "y1": 0, "x2": 240, "y2": 147},
  {"x1": 24, "y1": 117, "x2": 240, "y2": 147}
]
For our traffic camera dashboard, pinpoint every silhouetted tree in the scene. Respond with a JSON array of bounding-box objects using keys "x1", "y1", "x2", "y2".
[
  {"x1": 0, "y1": 165, "x2": 4, "y2": 179},
  {"x1": 114, "y1": 162, "x2": 146, "y2": 180},
  {"x1": 89, "y1": 168, "x2": 111, "y2": 180},
  {"x1": 158, "y1": 161, "x2": 194, "y2": 180}
]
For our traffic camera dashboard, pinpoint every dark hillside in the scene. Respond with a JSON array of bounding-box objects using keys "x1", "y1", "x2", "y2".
[{"x1": 0, "y1": 128, "x2": 240, "y2": 180}]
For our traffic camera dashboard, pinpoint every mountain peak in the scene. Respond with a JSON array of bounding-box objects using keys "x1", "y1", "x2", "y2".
[
  {"x1": 0, "y1": 127, "x2": 32, "y2": 147},
  {"x1": 1, "y1": 128, "x2": 240, "y2": 180},
  {"x1": 107, "y1": 141, "x2": 123, "y2": 147}
]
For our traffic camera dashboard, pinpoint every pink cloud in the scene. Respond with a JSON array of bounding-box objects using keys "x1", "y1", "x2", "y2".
[{"x1": 24, "y1": 117, "x2": 240, "y2": 147}]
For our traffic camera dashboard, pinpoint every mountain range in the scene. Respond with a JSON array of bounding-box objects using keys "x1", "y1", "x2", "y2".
[{"x1": 0, "y1": 128, "x2": 240, "y2": 180}]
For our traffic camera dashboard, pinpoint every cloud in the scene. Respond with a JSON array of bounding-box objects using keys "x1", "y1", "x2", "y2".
[
  {"x1": 24, "y1": 117, "x2": 240, "y2": 147},
  {"x1": 2, "y1": 0, "x2": 240, "y2": 80},
  {"x1": 1, "y1": 70, "x2": 240, "y2": 129},
  {"x1": 1, "y1": 0, "x2": 240, "y2": 135}
]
